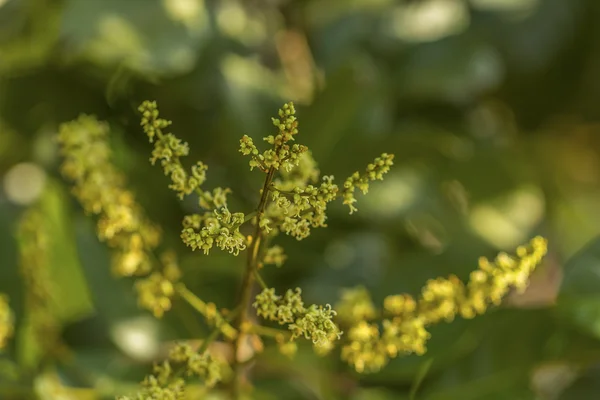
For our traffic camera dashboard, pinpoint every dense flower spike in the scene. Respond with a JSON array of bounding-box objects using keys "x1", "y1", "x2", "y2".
[
  {"x1": 239, "y1": 102, "x2": 308, "y2": 172},
  {"x1": 0, "y1": 295, "x2": 13, "y2": 350},
  {"x1": 58, "y1": 116, "x2": 161, "y2": 277},
  {"x1": 139, "y1": 100, "x2": 209, "y2": 200},
  {"x1": 140, "y1": 100, "x2": 245, "y2": 257},
  {"x1": 342, "y1": 153, "x2": 395, "y2": 213},
  {"x1": 253, "y1": 288, "x2": 342, "y2": 346},
  {"x1": 58, "y1": 116, "x2": 186, "y2": 319},
  {"x1": 338, "y1": 236, "x2": 548, "y2": 373},
  {"x1": 118, "y1": 343, "x2": 222, "y2": 400}
]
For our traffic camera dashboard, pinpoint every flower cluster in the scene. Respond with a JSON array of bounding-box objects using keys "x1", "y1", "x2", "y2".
[
  {"x1": 253, "y1": 288, "x2": 342, "y2": 346},
  {"x1": 139, "y1": 101, "x2": 249, "y2": 258},
  {"x1": 342, "y1": 153, "x2": 395, "y2": 213},
  {"x1": 58, "y1": 116, "x2": 183, "y2": 318},
  {"x1": 239, "y1": 102, "x2": 307, "y2": 172},
  {"x1": 337, "y1": 236, "x2": 548, "y2": 373},
  {"x1": 136, "y1": 102, "x2": 397, "y2": 371},
  {"x1": 238, "y1": 103, "x2": 394, "y2": 242},
  {"x1": 135, "y1": 252, "x2": 182, "y2": 318},
  {"x1": 181, "y1": 208, "x2": 247, "y2": 255},
  {"x1": 0, "y1": 294, "x2": 13, "y2": 350},
  {"x1": 265, "y1": 153, "x2": 393, "y2": 242},
  {"x1": 276, "y1": 150, "x2": 320, "y2": 189},
  {"x1": 118, "y1": 342, "x2": 222, "y2": 400},
  {"x1": 262, "y1": 245, "x2": 287, "y2": 268},
  {"x1": 270, "y1": 175, "x2": 339, "y2": 240},
  {"x1": 336, "y1": 286, "x2": 377, "y2": 324},
  {"x1": 139, "y1": 101, "x2": 209, "y2": 200},
  {"x1": 167, "y1": 342, "x2": 223, "y2": 387},
  {"x1": 58, "y1": 115, "x2": 161, "y2": 277}
]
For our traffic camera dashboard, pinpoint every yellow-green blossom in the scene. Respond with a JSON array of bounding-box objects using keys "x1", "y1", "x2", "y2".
[
  {"x1": 339, "y1": 236, "x2": 548, "y2": 373},
  {"x1": 342, "y1": 153, "x2": 394, "y2": 214},
  {"x1": 58, "y1": 115, "x2": 161, "y2": 277},
  {"x1": 58, "y1": 115, "x2": 186, "y2": 319},
  {"x1": 139, "y1": 101, "x2": 247, "y2": 258},
  {"x1": 139, "y1": 100, "x2": 209, "y2": 200},
  {"x1": 118, "y1": 343, "x2": 222, "y2": 400},
  {"x1": 262, "y1": 245, "x2": 287, "y2": 268},
  {"x1": 239, "y1": 102, "x2": 307, "y2": 172},
  {"x1": 180, "y1": 208, "x2": 247, "y2": 255},
  {"x1": 336, "y1": 286, "x2": 377, "y2": 324},
  {"x1": 253, "y1": 288, "x2": 342, "y2": 346}
]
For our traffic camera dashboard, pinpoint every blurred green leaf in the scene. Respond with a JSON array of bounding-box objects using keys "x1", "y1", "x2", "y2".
[
  {"x1": 557, "y1": 236, "x2": 600, "y2": 339},
  {"x1": 40, "y1": 180, "x2": 94, "y2": 322}
]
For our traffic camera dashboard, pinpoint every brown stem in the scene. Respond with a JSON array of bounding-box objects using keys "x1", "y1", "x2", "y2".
[{"x1": 232, "y1": 166, "x2": 276, "y2": 398}]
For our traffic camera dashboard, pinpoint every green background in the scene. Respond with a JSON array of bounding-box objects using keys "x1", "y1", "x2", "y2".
[{"x1": 2, "y1": 0, "x2": 600, "y2": 398}]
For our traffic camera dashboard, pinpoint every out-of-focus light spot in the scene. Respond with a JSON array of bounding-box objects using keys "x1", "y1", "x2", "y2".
[
  {"x1": 89, "y1": 15, "x2": 143, "y2": 66},
  {"x1": 3, "y1": 163, "x2": 46, "y2": 205},
  {"x1": 34, "y1": 373, "x2": 78, "y2": 400},
  {"x1": 217, "y1": 2, "x2": 247, "y2": 37},
  {"x1": 221, "y1": 54, "x2": 282, "y2": 96},
  {"x1": 469, "y1": 185, "x2": 545, "y2": 248},
  {"x1": 390, "y1": 0, "x2": 469, "y2": 42},
  {"x1": 362, "y1": 169, "x2": 423, "y2": 218},
  {"x1": 468, "y1": 47, "x2": 504, "y2": 92},
  {"x1": 111, "y1": 316, "x2": 160, "y2": 362},
  {"x1": 325, "y1": 239, "x2": 357, "y2": 270},
  {"x1": 162, "y1": 0, "x2": 206, "y2": 32},
  {"x1": 168, "y1": 46, "x2": 195, "y2": 71},
  {"x1": 531, "y1": 363, "x2": 578, "y2": 400},
  {"x1": 0, "y1": 0, "x2": 8, "y2": 9},
  {"x1": 216, "y1": 2, "x2": 265, "y2": 46}
]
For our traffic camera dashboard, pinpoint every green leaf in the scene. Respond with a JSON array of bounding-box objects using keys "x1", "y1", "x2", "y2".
[
  {"x1": 39, "y1": 180, "x2": 94, "y2": 322},
  {"x1": 557, "y1": 236, "x2": 600, "y2": 339}
]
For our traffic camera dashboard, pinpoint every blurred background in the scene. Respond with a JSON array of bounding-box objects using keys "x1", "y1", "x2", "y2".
[{"x1": 2, "y1": 0, "x2": 600, "y2": 398}]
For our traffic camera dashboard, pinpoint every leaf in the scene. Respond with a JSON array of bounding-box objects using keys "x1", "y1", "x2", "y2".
[
  {"x1": 557, "y1": 236, "x2": 600, "y2": 339},
  {"x1": 420, "y1": 309, "x2": 556, "y2": 400},
  {"x1": 40, "y1": 180, "x2": 94, "y2": 322},
  {"x1": 410, "y1": 358, "x2": 434, "y2": 400},
  {"x1": 72, "y1": 217, "x2": 139, "y2": 322}
]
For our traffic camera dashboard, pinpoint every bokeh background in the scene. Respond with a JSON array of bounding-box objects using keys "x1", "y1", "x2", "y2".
[{"x1": 2, "y1": 0, "x2": 600, "y2": 398}]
